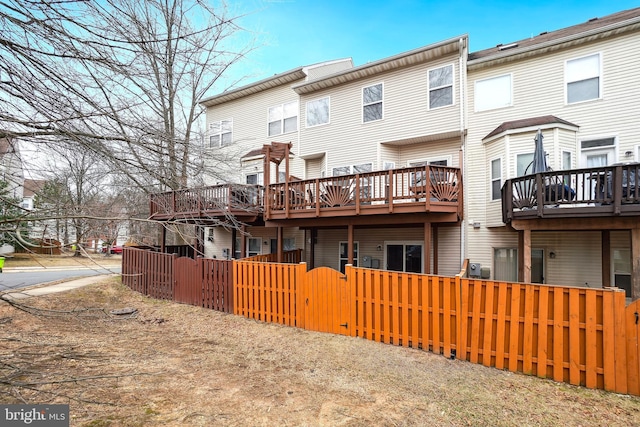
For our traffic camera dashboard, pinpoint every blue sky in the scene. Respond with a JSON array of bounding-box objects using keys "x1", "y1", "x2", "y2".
[{"x1": 229, "y1": 0, "x2": 639, "y2": 86}]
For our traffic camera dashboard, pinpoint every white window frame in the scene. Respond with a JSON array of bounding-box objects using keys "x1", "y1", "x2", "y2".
[
  {"x1": 565, "y1": 53, "x2": 602, "y2": 105},
  {"x1": 245, "y1": 172, "x2": 263, "y2": 186},
  {"x1": 474, "y1": 74, "x2": 513, "y2": 112},
  {"x1": 362, "y1": 82, "x2": 383, "y2": 123},
  {"x1": 407, "y1": 156, "x2": 451, "y2": 168},
  {"x1": 268, "y1": 101, "x2": 298, "y2": 137},
  {"x1": 427, "y1": 64, "x2": 454, "y2": 110},
  {"x1": 491, "y1": 158, "x2": 502, "y2": 201},
  {"x1": 580, "y1": 136, "x2": 617, "y2": 167},
  {"x1": 516, "y1": 152, "x2": 534, "y2": 176},
  {"x1": 209, "y1": 119, "x2": 233, "y2": 148},
  {"x1": 305, "y1": 96, "x2": 330, "y2": 128},
  {"x1": 332, "y1": 162, "x2": 373, "y2": 176}
]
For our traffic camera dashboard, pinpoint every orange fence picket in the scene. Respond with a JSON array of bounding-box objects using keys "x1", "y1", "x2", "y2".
[{"x1": 348, "y1": 266, "x2": 458, "y2": 358}]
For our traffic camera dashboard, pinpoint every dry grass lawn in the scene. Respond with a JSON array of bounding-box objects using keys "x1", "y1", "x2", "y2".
[
  {"x1": 0, "y1": 277, "x2": 639, "y2": 427},
  {"x1": 3, "y1": 252, "x2": 122, "y2": 269}
]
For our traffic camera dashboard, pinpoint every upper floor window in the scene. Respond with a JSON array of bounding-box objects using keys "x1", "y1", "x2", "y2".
[
  {"x1": 362, "y1": 83, "x2": 383, "y2": 122},
  {"x1": 566, "y1": 53, "x2": 601, "y2": 104},
  {"x1": 332, "y1": 163, "x2": 373, "y2": 176},
  {"x1": 245, "y1": 172, "x2": 263, "y2": 185},
  {"x1": 268, "y1": 101, "x2": 298, "y2": 136},
  {"x1": 209, "y1": 119, "x2": 232, "y2": 147},
  {"x1": 428, "y1": 64, "x2": 453, "y2": 109},
  {"x1": 475, "y1": 74, "x2": 512, "y2": 111},
  {"x1": 491, "y1": 158, "x2": 502, "y2": 200},
  {"x1": 306, "y1": 97, "x2": 330, "y2": 127}
]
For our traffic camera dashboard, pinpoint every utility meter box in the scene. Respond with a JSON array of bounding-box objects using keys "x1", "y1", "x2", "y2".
[
  {"x1": 362, "y1": 255, "x2": 372, "y2": 268},
  {"x1": 469, "y1": 263, "x2": 481, "y2": 278}
]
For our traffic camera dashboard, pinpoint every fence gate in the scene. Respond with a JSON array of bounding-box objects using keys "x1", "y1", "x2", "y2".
[
  {"x1": 300, "y1": 267, "x2": 351, "y2": 335},
  {"x1": 174, "y1": 257, "x2": 200, "y2": 305},
  {"x1": 627, "y1": 299, "x2": 640, "y2": 395}
]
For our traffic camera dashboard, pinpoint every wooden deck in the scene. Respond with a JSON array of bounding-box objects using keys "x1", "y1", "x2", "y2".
[
  {"x1": 265, "y1": 165, "x2": 462, "y2": 224},
  {"x1": 502, "y1": 164, "x2": 640, "y2": 223},
  {"x1": 149, "y1": 184, "x2": 263, "y2": 222}
]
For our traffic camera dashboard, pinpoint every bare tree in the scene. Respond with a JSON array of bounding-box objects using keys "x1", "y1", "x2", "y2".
[{"x1": 0, "y1": 0, "x2": 254, "y2": 192}]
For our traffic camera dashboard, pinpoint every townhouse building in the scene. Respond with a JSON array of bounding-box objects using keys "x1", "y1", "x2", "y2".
[
  {"x1": 465, "y1": 7, "x2": 640, "y2": 298},
  {"x1": 149, "y1": 7, "x2": 640, "y2": 299},
  {"x1": 196, "y1": 36, "x2": 468, "y2": 275}
]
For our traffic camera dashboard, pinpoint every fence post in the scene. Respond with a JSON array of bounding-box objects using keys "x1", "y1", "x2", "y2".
[{"x1": 296, "y1": 262, "x2": 307, "y2": 329}]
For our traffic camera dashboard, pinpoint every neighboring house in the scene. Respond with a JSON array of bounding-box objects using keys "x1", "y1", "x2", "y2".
[
  {"x1": 0, "y1": 136, "x2": 24, "y2": 201},
  {"x1": 22, "y1": 179, "x2": 45, "y2": 211},
  {"x1": 0, "y1": 136, "x2": 24, "y2": 254},
  {"x1": 466, "y1": 7, "x2": 640, "y2": 298},
  {"x1": 149, "y1": 7, "x2": 640, "y2": 299}
]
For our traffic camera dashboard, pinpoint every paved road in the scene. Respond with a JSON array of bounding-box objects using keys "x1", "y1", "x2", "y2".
[{"x1": 0, "y1": 266, "x2": 122, "y2": 291}]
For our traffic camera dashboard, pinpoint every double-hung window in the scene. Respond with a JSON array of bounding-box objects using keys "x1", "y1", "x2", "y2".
[
  {"x1": 362, "y1": 83, "x2": 383, "y2": 122},
  {"x1": 475, "y1": 74, "x2": 512, "y2": 111},
  {"x1": 268, "y1": 101, "x2": 298, "y2": 136},
  {"x1": 428, "y1": 64, "x2": 454, "y2": 109},
  {"x1": 491, "y1": 158, "x2": 502, "y2": 200},
  {"x1": 209, "y1": 120, "x2": 232, "y2": 147},
  {"x1": 566, "y1": 53, "x2": 601, "y2": 104},
  {"x1": 306, "y1": 97, "x2": 330, "y2": 127}
]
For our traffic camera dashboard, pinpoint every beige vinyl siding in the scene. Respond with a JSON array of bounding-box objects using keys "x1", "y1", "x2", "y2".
[
  {"x1": 205, "y1": 79, "x2": 304, "y2": 184},
  {"x1": 484, "y1": 138, "x2": 503, "y2": 227},
  {"x1": 299, "y1": 53, "x2": 463, "y2": 172},
  {"x1": 204, "y1": 227, "x2": 304, "y2": 259},
  {"x1": 532, "y1": 231, "x2": 602, "y2": 288}
]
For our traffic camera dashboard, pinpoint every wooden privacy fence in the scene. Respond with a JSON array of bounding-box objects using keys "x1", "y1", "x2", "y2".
[
  {"x1": 122, "y1": 248, "x2": 233, "y2": 312},
  {"x1": 122, "y1": 249, "x2": 640, "y2": 396},
  {"x1": 233, "y1": 261, "x2": 640, "y2": 396}
]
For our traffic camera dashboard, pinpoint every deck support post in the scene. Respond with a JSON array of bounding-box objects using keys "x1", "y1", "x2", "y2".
[
  {"x1": 602, "y1": 230, "x2": 611, "y2": 288},
  {"x1": 277, "y1": 226, "x2": 283, "y2": 263},
  {"x1": 520, "y1": 229, "x2": 532, "y2": 283},
  {"x1": 347, "y1": 224, "x2": 354, "y2": 266},
  {"x1": 160, "y1": 224, "x2": 166, "y2": 253},
  {"x1": 424, "y1": 222, "x2": 431, "y2": 274},
  {"x1": 632, "y1": 226, "x2": 640, "y2": 300}
]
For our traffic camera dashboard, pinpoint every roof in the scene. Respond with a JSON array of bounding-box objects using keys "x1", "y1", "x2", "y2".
[
  {"x1": 23, "y1": 179, "x2": 46, "y2": 198},
  {"x1": 293, "y1": 35, "x2": 467, "y2": 95},
  {"x1": 0, "y1": 137, "x2": 17, "y2": 156},
  {"x1": 199, "y1": 59, "x2": 352, "y2": 107},
  {"x1": 484, "y1": 115, "x2": 579, "y2": 140},
  {"x1": 469, "y1": 7, "x2": 640, "y2": 68}
]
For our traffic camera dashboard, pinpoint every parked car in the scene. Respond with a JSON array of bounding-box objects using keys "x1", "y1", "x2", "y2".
[{"x1": 110, "y1": 246, "x2": 123, "y2": 254}]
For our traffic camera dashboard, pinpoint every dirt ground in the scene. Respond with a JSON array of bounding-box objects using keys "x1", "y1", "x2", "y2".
[{"x1": 0, "y1": 276, "x2": 639, "y2": 427}]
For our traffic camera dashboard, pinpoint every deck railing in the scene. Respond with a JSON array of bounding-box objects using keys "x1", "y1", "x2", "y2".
[
  {"x1": 503, "y1": 164, "x2": 640, "y2": 222},
  {"x1": 266, "y1": 165, "x2": 461, "y2": 218},
  {"x1": 149, "y1": 184, "x2": 264, "y2": 218}
]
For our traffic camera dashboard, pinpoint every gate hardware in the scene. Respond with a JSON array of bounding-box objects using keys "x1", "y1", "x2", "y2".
[
  {"x1": 340, "y1": 322, "x2": 348, "y2": 328},
  {"x1": 635, "y1": 311, "x2": 639, "y2": 325}
]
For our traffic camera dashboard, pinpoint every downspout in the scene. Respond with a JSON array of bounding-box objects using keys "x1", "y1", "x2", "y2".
[{"x1": 459, "y1": 37, "x2": 467, "y2": 269}]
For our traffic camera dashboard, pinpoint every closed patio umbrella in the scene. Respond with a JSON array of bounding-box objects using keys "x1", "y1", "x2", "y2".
[{"x1": 532, "y1": 129, "x2": 548, "y2": 174}]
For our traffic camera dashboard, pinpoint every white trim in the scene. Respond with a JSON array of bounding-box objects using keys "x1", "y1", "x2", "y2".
[
  {"x1": 361, "y1": 82, "x2": 384, "y2": 123},
  {"x1": 564, "y1": 52, "x2": 602, "y2": 105},
  {"x1": 305, "y1": 96, "x2": 331, "y2": 128},
  {"x1": 406, "y1": 155, "x2": 452, "y2": 167},
  {"x1": 474, "y1": 73, "x2": 513, "y2": 112},
  {"x1": 427, "y1": 63, "x2": 455, "y2": 110},
  {"x1": 490, "y1": 157, "x2": 503, "y2": 201}
]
